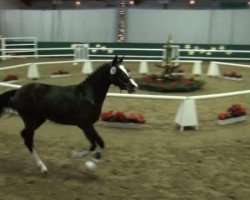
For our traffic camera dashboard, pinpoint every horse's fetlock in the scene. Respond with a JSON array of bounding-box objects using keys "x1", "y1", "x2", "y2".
[{"x1": 95, "y1": 152, "x2": 102, "y2": 159}]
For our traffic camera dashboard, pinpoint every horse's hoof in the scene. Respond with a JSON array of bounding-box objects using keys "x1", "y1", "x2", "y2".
[
  {"x1": 40, "y1": 167, "x2": 48, "y2": 174},
  {"x1": 85, "y1": 160, "x2": 97, "y2": 171}
]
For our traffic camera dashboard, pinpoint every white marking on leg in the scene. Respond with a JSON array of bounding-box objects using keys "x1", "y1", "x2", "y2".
[
  {"x1": 70, "y1": 150, "x2": 90, "y2": 159},
  {"x1": 84, "y1": 148, "x2": 103, "y2": 171},
  {"x1": 32, "y1": 148, "x2": 48, "y2": 173}
]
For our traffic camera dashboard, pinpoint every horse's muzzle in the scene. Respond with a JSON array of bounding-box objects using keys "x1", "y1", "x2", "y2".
[
  {"x1": 127, "y1": 84, "x2": 136, "y2": 94},
  {"x1": 119, "y1": 83, "x2": 135, "y2": 94}
]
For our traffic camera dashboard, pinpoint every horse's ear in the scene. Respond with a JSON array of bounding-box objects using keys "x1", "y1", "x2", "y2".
[
  {"x1": 112, "y1": 55, "x2": 118, "y2": 66},
  {"x1": 118, "y1": 56, "x2": 124, "y2": 64}
]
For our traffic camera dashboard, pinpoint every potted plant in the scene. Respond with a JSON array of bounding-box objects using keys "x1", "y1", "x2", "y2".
[
  {"x1": 100, "y1": 110, "x2": 145, "y2": 129},
  {"x1": 136, "y1": 37, "x2": 205, "y2": 92},
  {"x1": 3, "y1": 74, "x2": 18, "y2": 83},
  {"x1": 223, "y1": 71, "x2": 242, "y2": 81},
  {"x1": 217, "y1": 104, "x2": 247, "y2": 125},
  {"x1": 51, "y1": 70, "x2": 70, "y2": 78}
]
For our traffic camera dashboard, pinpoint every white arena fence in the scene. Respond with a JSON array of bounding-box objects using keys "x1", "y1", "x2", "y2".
[
  {"x1": 1, "y1": 37, "x2": 250, "y2": 61},
  {"x1": 0, "y1": 39, "x2": 249, "y2": 130},
  {"x1": 0, "y1": 58, "x2": 249, "y2": 78},
  {"x1": 1, "y1": 46, "x2": 250, "y2": 61},
  {"x1": 0, "y1": 82, "x2": 249, "y2": 131},
  {"x1": 1, "y1": 37, "x2": 38, "y2": 59},
  {"x1": 0, "y1": 58, "x2": 203, "y2": 76}
]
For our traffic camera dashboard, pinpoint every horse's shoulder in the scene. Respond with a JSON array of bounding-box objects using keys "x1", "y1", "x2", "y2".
[{"x1": 76, "y1": 83, "x2": 95, "y2": 105}]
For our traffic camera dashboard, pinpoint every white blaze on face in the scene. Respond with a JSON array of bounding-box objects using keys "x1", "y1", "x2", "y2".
[{"x1": 119, "y1": 65, "x2": 138, "y2": 87}]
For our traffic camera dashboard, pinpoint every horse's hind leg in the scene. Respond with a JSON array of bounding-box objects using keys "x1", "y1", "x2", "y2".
[{"x1": 20, "y1": 117, "x2": 48, "y2": 173}]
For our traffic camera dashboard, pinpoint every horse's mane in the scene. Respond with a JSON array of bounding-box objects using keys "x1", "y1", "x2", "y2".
[{"x1": 80, "y1": 62, "x2": 111, "y2": 85}]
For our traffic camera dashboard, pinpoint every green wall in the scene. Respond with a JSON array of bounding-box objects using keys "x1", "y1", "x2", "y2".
[
  {"x1": 2, "y1": 41, "x2": 250, "y2": 61},
  {"x1": 39, "y1": 42, "x2": 250, "y2": 61}
]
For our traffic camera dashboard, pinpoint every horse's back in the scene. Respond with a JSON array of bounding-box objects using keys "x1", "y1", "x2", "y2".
[
  {"x1": 13, "y1": 83, "x2": 52, "y2": 114},
  {"x1": 12, "y1": 83, "x2": 98, "y2": 125}
]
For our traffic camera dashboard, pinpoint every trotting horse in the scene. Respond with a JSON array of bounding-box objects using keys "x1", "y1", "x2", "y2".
[{"x1": 0, "y1": 56, "x2": 138, "y2": 173}]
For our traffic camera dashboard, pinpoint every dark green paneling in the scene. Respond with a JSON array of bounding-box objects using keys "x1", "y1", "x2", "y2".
[
  {"x1": 88, "y1": 42, "x2": 250, "y2": 61},
  {"x1": 1, "y1": 41, "x2": 250, "y2": 61},
  {"x1": 38, "y1": 42, "x2": 73, "y2": 55},
  {"x1": 219, "y1": 1, "x2": 248, "y2": 9}
]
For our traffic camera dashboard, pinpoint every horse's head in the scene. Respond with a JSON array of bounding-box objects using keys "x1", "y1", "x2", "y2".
[{"x1": 109, "y1": 56, "x2": 138, "y2": 93}]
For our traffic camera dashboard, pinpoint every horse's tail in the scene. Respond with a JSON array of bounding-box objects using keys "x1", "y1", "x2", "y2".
[{"x1": 0, "y1": 89, "x2": 18, "y2": 117}]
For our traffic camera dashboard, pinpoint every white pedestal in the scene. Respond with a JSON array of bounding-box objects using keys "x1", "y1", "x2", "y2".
[
  {"x1": 27, "y1": 63, "x2": 40, "y2": 79},
  {"x1": 82, "y1": 60, "x2": 93, "y2": 74},
  {"x1": 175, "y1": 99, "x2": 198, "y2": 131},
  {"x1": 192, "y1": 61, "x2": 202, "y2": 75},
  {"x1": 207, "y1": 62, "x2": 221, "y2": 77},
  {"x1": 139, "y1": 60, "x2": 149, "y2": 74}
]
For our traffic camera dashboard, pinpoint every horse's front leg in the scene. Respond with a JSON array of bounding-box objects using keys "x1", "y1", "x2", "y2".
[
  {"x1": 70, "y1": 124, "x2": 105, "y2": 164},
  {"x1": 70, "y1": 124, "x2": 96, "y2": 159}
]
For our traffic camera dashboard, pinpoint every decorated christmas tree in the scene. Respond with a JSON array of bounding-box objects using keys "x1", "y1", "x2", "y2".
[
  {"x1": 136, "y1": 36, "x2": 205, "y2": 92},
  {"x1": 158, "y1": 36, "x2": 180, "y2": 78}
]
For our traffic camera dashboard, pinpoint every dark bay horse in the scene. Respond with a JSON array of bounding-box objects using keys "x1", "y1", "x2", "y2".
[{"x1": 0, "y1": 56, "x2": 137, "y2": 173}]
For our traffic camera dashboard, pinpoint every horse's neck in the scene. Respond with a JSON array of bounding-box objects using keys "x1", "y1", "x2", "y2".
[{"x1": 83, "y1": 67, "x2": 111, "y2": 106}]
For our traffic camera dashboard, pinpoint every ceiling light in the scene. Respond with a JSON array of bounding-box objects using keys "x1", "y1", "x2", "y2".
[
  {"x1": 75, "y1": 1, "x2": 81, "y2": 6},
  {"x1": 189, "y1": 0, "x2": 195, "y2": 5},
  {"x1": 128, "y1": 0, "x2": 135, "y2": 6}
]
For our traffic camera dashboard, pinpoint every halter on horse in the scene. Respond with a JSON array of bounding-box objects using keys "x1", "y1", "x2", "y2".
[{"x1": 0, "y1": 56, "x2": 137, "y2": 173}]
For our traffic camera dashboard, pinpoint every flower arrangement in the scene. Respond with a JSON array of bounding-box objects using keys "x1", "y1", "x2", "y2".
[
  {"x1": 100, "y1": 111, "x2": 145, "y2": 124},
  {"x1": 223, "y1": 71, "x2": 242, "y2": 81},
  {"x1": 51, "y1": 70, "x2": 70, "y2": 78},
  {"x1": 217, "y1": 104, "x2": 247, "y2": 125},
  {"x1": 136, "y1": 37, "x2": 205, "y2": 93},
  {"x1": 52, "y1": 70, "x2": 69, "y2": 75},
  {"x1": 3, "y1": 74, "x2": 18, "y2": 82},
  {"x1": 136, "y1": 75, "x2": 205, "y2": 92}
]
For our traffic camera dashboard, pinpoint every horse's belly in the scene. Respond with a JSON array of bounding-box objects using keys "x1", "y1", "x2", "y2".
[
  {"x1": 47, "y1": 114, "x2": 80, "y2": 125},
  {"x1": 45, "y1": 109, "x2": 99, "y2": 125}
]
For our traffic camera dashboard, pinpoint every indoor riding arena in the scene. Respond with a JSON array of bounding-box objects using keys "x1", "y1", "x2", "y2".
[{"x1": 0, "y1": 1, "x2": 250, "y2": 200}]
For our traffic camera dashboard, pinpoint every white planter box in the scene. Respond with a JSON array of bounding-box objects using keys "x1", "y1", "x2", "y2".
[
  {"x1": 101, "y1": 121, "x2": 144, "y2": 129},
  {"x1": 2, "y1": 80, "x2": 18, "y2": 83},
  {"x1": 217, "y1": 115, "x2": 247, "y2": 125},
  {"x1": 50, "y1": 74, "x2": 70, "y2": 78},
  {"x1": 223, "y1": 76, "x2": 242, "y2": 81}
]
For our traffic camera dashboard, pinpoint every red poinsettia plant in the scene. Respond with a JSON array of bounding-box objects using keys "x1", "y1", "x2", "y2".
[
  {"x1": 3, "y1": 74, "x2": 18, "y2": 81},
  {"x1": 52, "y1": 70, "x2": 69, "y2": 75},
  {"x1": 100, "y1": 110, "x2": 145, "y2": 124},
  {"x1": 217, "y1": 104, "x2": 247, "y2": 120},
  {"x1": 223, "y1": 71, "x2": 242, "y2": 78}
]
